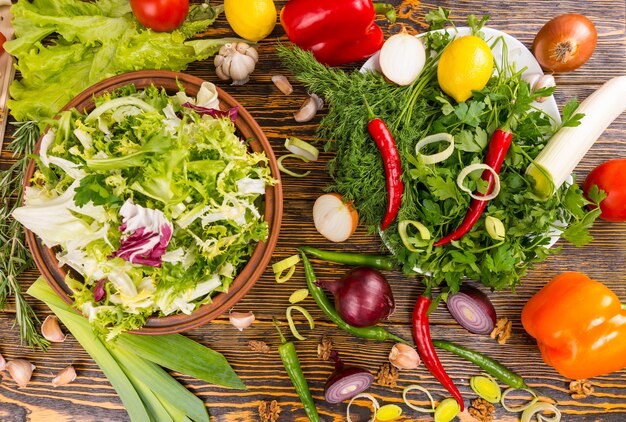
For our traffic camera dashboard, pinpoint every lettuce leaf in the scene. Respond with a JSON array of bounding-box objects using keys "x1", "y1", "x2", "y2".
[{"x1": 5, "y1": 0, "x2": 238, "y2": 123}]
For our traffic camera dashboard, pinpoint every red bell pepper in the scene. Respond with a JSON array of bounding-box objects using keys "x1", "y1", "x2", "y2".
[{"x1": 280, "y1": 0, "x2": 384, "y2": 66}]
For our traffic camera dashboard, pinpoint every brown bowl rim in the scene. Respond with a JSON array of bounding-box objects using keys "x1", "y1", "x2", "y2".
[{"x1": 23, "y1": 70, "x2": 283, "y2": 335}]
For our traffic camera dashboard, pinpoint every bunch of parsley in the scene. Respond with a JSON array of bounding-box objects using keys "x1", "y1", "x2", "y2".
[{"x1": 278, "y1": 10, "x2": 601, "y2": 291}]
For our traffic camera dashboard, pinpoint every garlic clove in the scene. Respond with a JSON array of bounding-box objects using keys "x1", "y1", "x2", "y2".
[
  {"x1": 235, "y1": 42, "x2": 250, "y2": 54},
  {"x1": 294, "y1": 94, "x2": 323, "y2": 123},
  {"x1": 534, "y1": 74, "x2": 556, "y2": 103},
  {"x1": 310, "y1": 93, "x2": 324, "y2": 111},
  {"x1": 215, "y1": 65, "x2": 230, "y2": 81},
  {"x1": 229, "y1": 311, "x2": 255, "y2": 331},
  {"x1": 0, "y1": 352, "x2": 6, "y2": 371},
  {"x1": 214, "y1": 54, "x2": 224, "y2": 67},
  {"x1": 523, "y1": 73, "x2": 542, "y2": 90},
  {"x1": 42, "y1": 315, "x2": 67, "y2": 343},
  {"x1": 52, "y1": 365, "x2": 77, "y2": 387},
  {"x1": 244, "y1": 47, "x2": 259, "y2": 63},
  {"x1": 272, "y1": 75, "x2": 293, "y2": 95},
  {"x1": 388, "y1": 343, "x2": 420, "y2": 370},
  {"x1": 5, "y1": 359, "x2": 36, "y2": 388}
]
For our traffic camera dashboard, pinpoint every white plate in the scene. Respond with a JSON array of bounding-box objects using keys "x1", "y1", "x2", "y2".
[{"x1": 360, "y1": 27, "x2": 567, "y2": 264}]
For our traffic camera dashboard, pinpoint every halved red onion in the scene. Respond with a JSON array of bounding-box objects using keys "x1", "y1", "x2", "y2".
[
  {"x1": 446, "y1": 285, "x2": 497, "y2": 335},
  {"x1": 324, "y1": 352, "x2": 374, "y2": 403}
]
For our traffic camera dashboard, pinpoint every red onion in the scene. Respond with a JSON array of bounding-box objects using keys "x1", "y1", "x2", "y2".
[
  {"x1": 324, "y1": 352, "x2": 374, "y2": 403},
  {"x1": 446, "y1": 285, "x2": 497, "y2": 335},
  {"x1": 316, "y1": 266, "x2": 395, "y2": 327}
]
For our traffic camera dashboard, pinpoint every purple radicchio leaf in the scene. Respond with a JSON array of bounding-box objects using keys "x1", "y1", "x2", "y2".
[
  {"x1": 110, "y1": 201, "x2": 174, "y2": 268},
  {"x1": 182, "y1": 102, "x2": 238, "y2": 123},
  {"x1": 93, "y1": 279, "x2": 106, "y2": 302}
]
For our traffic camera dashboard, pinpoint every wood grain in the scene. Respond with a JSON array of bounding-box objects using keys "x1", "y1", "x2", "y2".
[{"x1": 2, "y1": 1, "x2": 626, "y2": 421}]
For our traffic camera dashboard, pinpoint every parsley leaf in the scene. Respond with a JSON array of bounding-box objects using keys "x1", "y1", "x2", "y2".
[{"x1": 74, "y1": 174, "x2": 122, "y2": 207}]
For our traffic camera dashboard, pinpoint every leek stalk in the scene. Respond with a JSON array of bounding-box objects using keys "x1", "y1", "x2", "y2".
[{"x1": 527, "y1": 76, "x2": 626, "y2": 198}]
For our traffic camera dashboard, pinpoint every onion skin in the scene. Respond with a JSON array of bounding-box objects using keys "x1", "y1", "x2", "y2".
[
  {"x1": 532, "y1": 14, "x2": 597, "y2": 73},
  {"x1": 317, "y1": 266, "x2": 395, "y2": 328},
  {"x1": 446, "y1": 285, "x2": 497, "y2": 335}
]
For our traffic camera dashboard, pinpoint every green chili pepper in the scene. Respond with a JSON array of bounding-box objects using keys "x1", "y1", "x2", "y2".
[
  {"x1": 300, "y1": 246, "x2": 396, "y2": 271},
  {"x1": 299, "y1": 250, "x2": 411, "y2": 345},
  {"x1": 274, "y1": 319, "x2": 321, "y2": 422},
  {"x1": 432, "y1": 340, "x2": 529, "y2": 389}
]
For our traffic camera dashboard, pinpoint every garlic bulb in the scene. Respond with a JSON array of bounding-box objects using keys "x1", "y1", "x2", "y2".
[
  {"x1": 379, "y1": 31, "x2": 426, "y2": 86},
  {"x1": 5, "y1": 359, "x2": 36, "y2": 388},
  {"x1": 214, "y1": 43, "x2": 259, "y2": 86}
]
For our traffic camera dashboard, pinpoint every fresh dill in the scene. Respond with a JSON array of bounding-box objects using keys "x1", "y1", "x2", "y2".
[{"x1": 0, "y1": 121, "x2": 49, "y2": 349}]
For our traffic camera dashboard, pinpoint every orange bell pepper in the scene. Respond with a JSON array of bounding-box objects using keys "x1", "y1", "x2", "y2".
[{"x1": 522, "y1": 272, "x2": 626, "y2": 380}]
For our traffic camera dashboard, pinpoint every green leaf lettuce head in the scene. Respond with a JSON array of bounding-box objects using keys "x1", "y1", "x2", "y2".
[
  {"x1": 13, "y1": 84, "x2": 275, "y2": 338},
  {"x1": 5, "y1": 0, "x2": 236, "y2": 123}
]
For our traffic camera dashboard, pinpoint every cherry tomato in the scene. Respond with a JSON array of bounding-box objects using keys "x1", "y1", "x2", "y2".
[
  {"x1": 130, "y1": 0, "x2": 189, "y2": 32},
  {"x1": 583, "y1": 159, "x2": 626, "y2": 222}
]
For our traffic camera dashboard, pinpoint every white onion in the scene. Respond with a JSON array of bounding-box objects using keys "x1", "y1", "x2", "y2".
[
  {"x1": 415, "y1": 133, "x2": 455, "y2": 164},
  {"x1": 379, "y1": 32, "x2": 426, "y2": 86},
  {"x1": 312, "y1": 193, "x2": 358, "y2": 242}
]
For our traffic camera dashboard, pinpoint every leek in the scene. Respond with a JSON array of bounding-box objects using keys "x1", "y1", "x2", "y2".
[
  {"x1": 115, "y1": 333, "x2": 245, "y2": 390},
  {"x1": 108, "y1": 345, "x2": 209, "y2": 422},
  {"x1": 125, "y1": 371, "x2": 174, "y2": 422},
  {"x1": 527, "y1": 76, "x2": 626, "y2": 198}
]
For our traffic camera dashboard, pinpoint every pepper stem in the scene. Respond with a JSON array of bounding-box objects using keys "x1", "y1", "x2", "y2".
[
  {"x1": 363, "y1": 95, "x2": 376, "y2": 120},
  {"x1": 373, "y1": 3, "x2": 397, "y2": 23},
  {"x1": 273, "y1": 317, "x2": 287, "y2": 344},
  {"x1": 621, "y1": 303, "x2": 626, "y2": 311}
]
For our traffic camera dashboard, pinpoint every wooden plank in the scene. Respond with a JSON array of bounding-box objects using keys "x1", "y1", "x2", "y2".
[{"x1": 1, "y1": 0, "x2": 625, "y2": 421}]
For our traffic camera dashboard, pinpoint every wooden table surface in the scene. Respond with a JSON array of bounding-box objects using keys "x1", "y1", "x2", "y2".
[{"x1": 1, "y1": 1, "x2": 625, "y2": 421}]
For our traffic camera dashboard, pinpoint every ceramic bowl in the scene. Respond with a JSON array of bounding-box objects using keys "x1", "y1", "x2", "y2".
[{"x1": 24, "y1": 70, "x2": 283, "y2": 334}]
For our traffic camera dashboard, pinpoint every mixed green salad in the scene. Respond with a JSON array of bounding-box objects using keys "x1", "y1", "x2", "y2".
[{"x1": 13, "y1": 82, "x2": 275, "y2": 337}]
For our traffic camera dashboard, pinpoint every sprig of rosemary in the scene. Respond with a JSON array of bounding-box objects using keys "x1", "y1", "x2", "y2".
[{"x1": 0, "y1": 120, "x2": 49, "y2": 349}]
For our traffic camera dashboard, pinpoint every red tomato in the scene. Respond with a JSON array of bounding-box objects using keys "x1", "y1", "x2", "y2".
[
  {"x1": 0, "y1": 32, "x2": 6, "y2": 55},
  {"x1": 583, "y1": 159, "x2": 626, "y2": 222},
  {"x1": 130, "y1": 0, "x2": 189, "y2": 32}
]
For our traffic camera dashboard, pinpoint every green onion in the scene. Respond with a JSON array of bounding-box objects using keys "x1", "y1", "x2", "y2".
[
  {"x1": 285, "y1": 137, "x2": 319, "y2": 161},
  {"x1": 286, "y1": 305, "x2": 315, "y2": 340}
]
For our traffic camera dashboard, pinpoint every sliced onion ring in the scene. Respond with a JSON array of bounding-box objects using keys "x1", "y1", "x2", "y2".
[
  {"x1": 285, "y1": 137, "x2": 319, "y2": 161},
  {"x1": 347, "y1": 393, "x2": 380, "y2": 422},
  {"x1": 521, "y1": 402, "x2": 561, "y2": 422},
  {"x1": 272, "y1": 255, "x2": 300, "y2": 283},
  {"x1": 402, "y1": 384, "x2": 436, "y2": 413},
  {"x1": 398, "y1": 220, "x2": 431, "y2": 252},
  {"x1": 415, "y1": 133, "x2": 455, "y2": 165},
  {"x1": 501, "y1": 387, "x2": 539, "y2": 413},
  {"x1": 470, "y1": 373, "x2": 502, "y2": 403},
  {"x1": 457, "y1": 163, "x2": 501, "y2": 201},
  {"x1": 286, "y1": 305, "x2": 314, "y2": 341},
  {"x1": 278, "y1": 154, "x2": 311, "y2": 178}
]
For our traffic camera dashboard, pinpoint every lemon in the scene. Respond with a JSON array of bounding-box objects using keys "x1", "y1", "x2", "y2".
[
  {"x1": 437, "y1": 35, "x2": 494, "y2": 103},
  {"x1": 224, "y1": 0, "x2": 277, "y2": 42}
]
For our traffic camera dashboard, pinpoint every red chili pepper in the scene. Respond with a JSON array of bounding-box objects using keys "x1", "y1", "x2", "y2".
[
  {"x1": 412, "y1": 294, "x2": 465, "y2": 411},
  {"x1": 280, "y1": 0, "x2": 384, "y2": 66},
  {"x1": 365, "y1": 105, "x2": 403, "y2": 231},
  {"x1": 434, "y1": 128, "x2": 513, "y2": 246}
]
